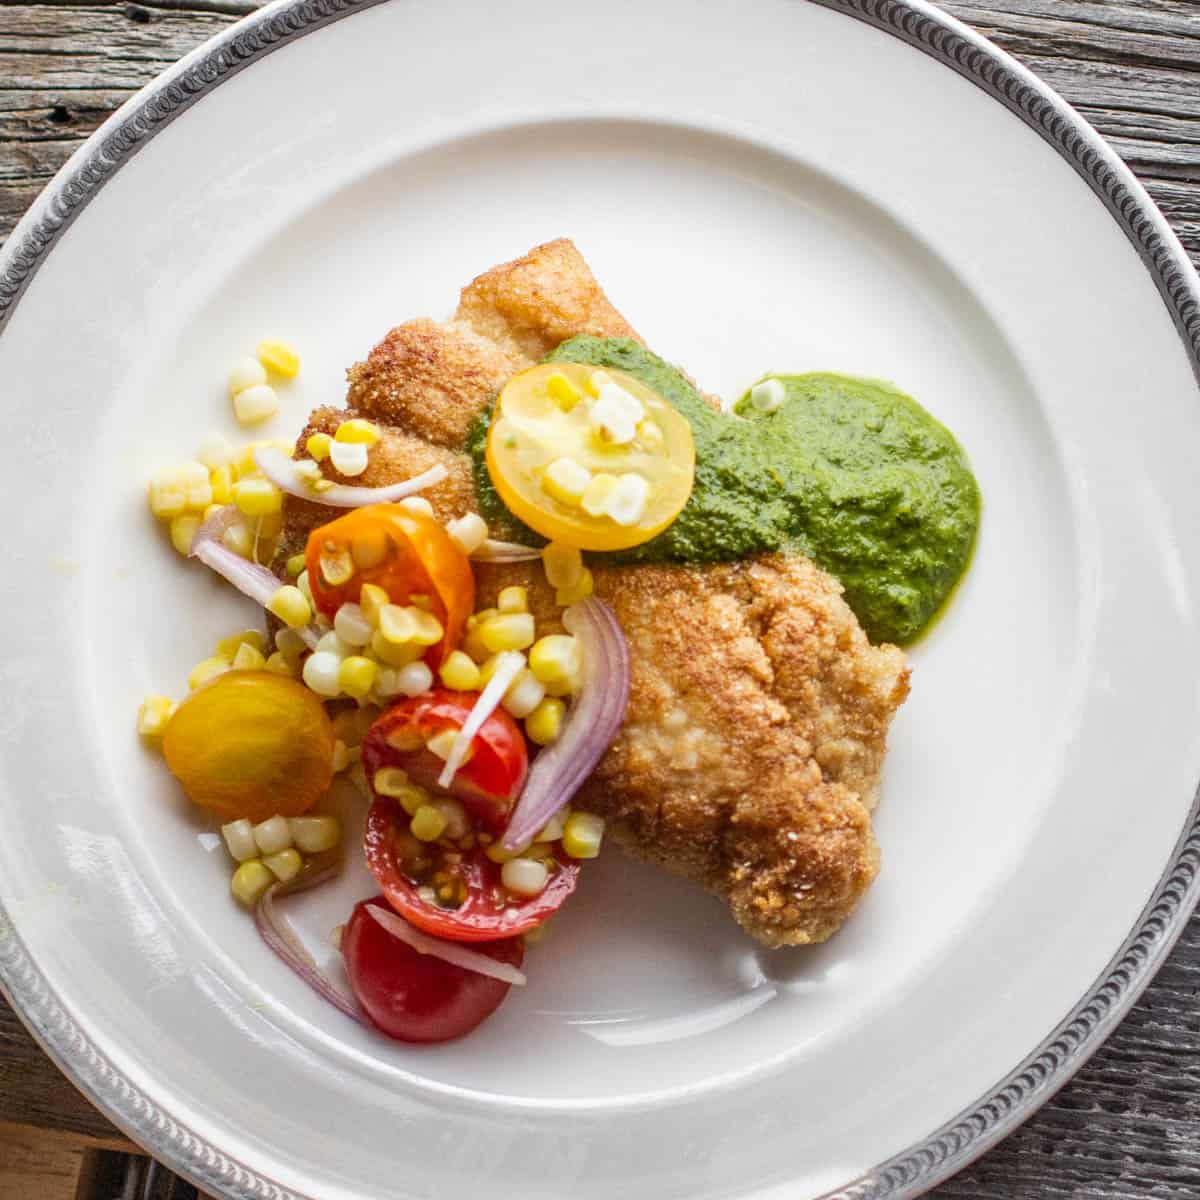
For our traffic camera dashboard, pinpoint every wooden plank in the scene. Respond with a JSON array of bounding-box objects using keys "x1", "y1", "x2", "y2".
[{"x1": 0, "y1": 1126, "x2": 85, "y2": 1200}]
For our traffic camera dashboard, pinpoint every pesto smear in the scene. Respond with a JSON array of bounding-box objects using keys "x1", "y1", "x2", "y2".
[{"x1": 468, "y1": 336, "x2": 980, "y2": 645}]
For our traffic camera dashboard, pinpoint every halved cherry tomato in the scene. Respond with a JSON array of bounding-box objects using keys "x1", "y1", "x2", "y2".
[
  {"x1": 364, "y1": 795, "x2": 579, "y2": 943},
  {"x1": 342, "y1": 897, "x2": 523, "y2": 1042},
  {"x1": 486, "y1": 362, "x2": 694, "y2": 551},
  {"x1": 304, "y1": 504, "x2": 473, "y2": 662},
  {"x1": 361, "y1": 691, "x2": 527, "y2": 830}
]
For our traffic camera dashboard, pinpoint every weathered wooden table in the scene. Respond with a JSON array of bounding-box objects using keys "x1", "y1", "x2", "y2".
[{"x1": 2, "y1": 1, "x2": 1199, "y2": 1196}]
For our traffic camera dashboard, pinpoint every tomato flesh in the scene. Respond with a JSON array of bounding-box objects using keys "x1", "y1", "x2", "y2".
[
  {"x1": 304, "y1": 504, "x2": 474, "y2": 662},
  {"x1": 342, "y1": 898, "x2": 522, "y2": 1042}
]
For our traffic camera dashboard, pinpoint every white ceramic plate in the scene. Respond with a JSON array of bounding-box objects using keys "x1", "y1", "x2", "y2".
[{"x1": 3, "y1": 1, "x2": 1200, "y2": 1196}]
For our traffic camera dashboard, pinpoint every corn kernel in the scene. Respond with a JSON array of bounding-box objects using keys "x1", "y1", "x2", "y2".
[
  {"x1": 188, "y1": 656, "x2": 229, "y2": 690},
  {"x1": 267, "y1": 585, "x2": 312, "y2": 629},
  {"x1": 638, "y1": 420, "x2": 664, "y2": 450},
  {"x1": 136, "y1": 695, "x2": 174, "y2": 738},
  {"x1": 148, "y1": 467, "x2": 187, "y2": 520},
  {"x1": 233, "y1": 383, "x2": 279, "y2": 426},
  {"x1": 556, "y1": 567, "x2": 594, "y2": 607},
  {"x1": 296, "y1": 569, "x2": 314, "y2": 605},
  {"x1": 497, "y1": 586, "x2": 528, "y2": 614},
  {"x1": 288, "y1": 815, "x2": 340, "y2": 854},
  {"x1": 399, "y1": 496, "x2": 434, "y2": 518},
  {"x1": 338, "y1": 655, "x2": 377, "y2": 699},
  {"x1": 439, "y1": 650, "x2": 481, "y2": 691},
  {"x1": 563, "y1": 811, "x2": 605, "y2": 859},
  {"x1": 221, "y1": 819, "x2": 257, "y2": 862},
  {"x1": 542, "y1": 542, "x2": 583, "y2": 590},
  {"x1": 209, "y1": 465, "x2": 234, "y2": 505},
  {"x1": 359, "y1": 582, "x2": 389, "y2": 627},
  {"x1": 231, "y1": 860, "x2": 274, "y2": 906},
  {"x1": 256, "y1": 510, "x2": 283, "y2": 540},
  {"x1": 263, "y1": 848, "x2": 303, "y2": 883},
  {"x1": 462, "y1": 624, "x2": 491, "y2": 664},
  {"x1": 432, "y1": 797, "x2": 469, "y2": 840},
  {"x1": 216, "y1": 629, "x2": 264, "y2": 658},
  {"x1": 232, "y1": 642, "x2": 266, "y2": 670},
  {"x1": 394, "y1": 661, "x2": 434, "y2": 697},
  {"x1": 502, "y1": 669, "x2": 545, "y2": 719},
  {"x1": 478, "y1": 652, "x2": 523, "y2": 687},
  {"x1": 606, "y1": 473, "x2": 650, "y2": 527},
  {"x1": 379, "y1": 605, "x2": 443, "y2": 647},
  {"x1": 285, "y1": 553, "x2": 306, "y2": 578},
  {"x1": 479, "y1": 612, "x2": 535, "y2": 653},
  {"x1": 535, "y1": 809, "x2": 568, "y2": 843},
  {"x1": 334, "y1": 417, "x2": 380, "y2": 445},
  {"x1": 546, "y1": 371, "x2": 581, "y2": 410},
  {"x1": 581, "y1": 473, "x2": 620, "y2": 518},
  {"x1": 290, "y1": 460, "x2": 322, "y2": 489},
  {"x1": 446, "y1": 513, "x2": 488, "y2": 555},
  {"x1": 329, "y1": 440, "x2": 368, "y2": 477},
  {"x1": 425, "y1": 728, "x2": 470, "y2": 762},
  {"x1": 253, "y1": 815, "x2": 292, "y2": 854},
  {"x1": 351, "y1": 528, "x2": 388, "y2": 570},
  {"x1": 390, "y1": 784, "x2": 432, "y2": 818},
  {"x1": 306, "y1": 432, "x2": 332, "y2": 461},
  {"x1": 528, "y1": 635, "x2": 580, "y2": 690},
  {"x1": 485, "y1": 838, "x2": 530, "y2": 864},
  {"x1": 229, "y1": 357, "x2": 268, "y2": 397},
  {"x1": 222, "y1": 522, "x2": 252, "y2": 559},
  {"x1": 264, "y1": 651, "x2": 293, "y2": 675},
  {"x1": 256, "y1": 339, "x2": 300, "y2": 379},
  {"x1": 315, "y1": 630, "x2": 351, "y2": 657},
  {"x1": 233, "y1": 477, "x2": 282, "y2": 517},
  {"x1": 542, "y1": 457, "x2": 591, "y2": 506},
  {"x1": 198, "y1": 432, "x2": 236, "y2": 470},
  {"x1": 501, "y1": 857, "x2": 549, "y2": 898},
  {"x1": 302, "y1": 650, "x2": 342, "y2": 697},
  {"x1": 331, "y1": 740, "x2": 351, "y2": 772},
  {"x1": 203, "y1": 503, "x2": 223, "y2": 521},
  {"x1": 168, "y1": 514, "x2": 200, "y2": 556},
  {"x1": 275, "y1": 627, "x2": 306, "y2": 660},
  {"x1": 334, "y1": 603, "x2": 373, "y2": 646},
  {"x1": 372, "y1": 766, "x2": 410, "y2": 795},
  {"x1": 411, "y1": 805, "x2": 447, "y2": 842},
  {"x1": 370, "y1": 629, "x2": 424, "y2": 667},
  {"x1": 526, "y1": 697, "x2": 565, "y2": 745},
  {"x1": 318, "y1": 547, "x2": 354, "y2": 586}
]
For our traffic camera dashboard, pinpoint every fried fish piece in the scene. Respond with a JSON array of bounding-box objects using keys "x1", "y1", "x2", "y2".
[{"x1": 280, "y1": 239, "x2": 909, "y2": 946}]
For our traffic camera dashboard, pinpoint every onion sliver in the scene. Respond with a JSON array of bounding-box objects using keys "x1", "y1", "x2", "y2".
[
  {"x1": 470, "y1": 539, "x2": 544, "y2": 563},
  {"x1": 367, "y1": 904, "x2": 527, "y2": 986},
  {"x1": 254, "y1": 866, "x2": 363, "y2": 1022},
  {"x1": 255, "y1": 446, "x2": 447, "y2": 508},
  {"x1": 189, "y1": 505, "x2": 319, "y2": 649},
  {"x1": 501, "y1": 598, "x2": 630, "y2": 850},
  {"x1": 436, "y1": 650, "x2": 525, "y2": 789}
]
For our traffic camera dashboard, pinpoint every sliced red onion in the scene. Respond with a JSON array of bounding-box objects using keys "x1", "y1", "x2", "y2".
[
  {"x1": 255, "y1": 866, "x2": 363, "y2": 1023},
  {"x1": 436, "y1": 650, "x2": 525, "y2": 789},
  {"x1": 367, "y1": 904, "x2": 527, "y2": 986},
  {"x1": 189, "y1": 505, "x2": 318, "y2": 649},
  {"x1": 501, "y1": 598, "x2": 629, "y2": 850},
  {"x1": 254, "y1": 446, "x2": 447, "y2": 508},
  {"x1": 470, "y1": 539, "x2": 544, "y2": 563}
]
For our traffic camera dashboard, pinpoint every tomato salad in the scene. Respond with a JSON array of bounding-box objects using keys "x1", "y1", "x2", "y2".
[{"x1": 138, "y1": 355, "x2": 675, "y2": 1042}]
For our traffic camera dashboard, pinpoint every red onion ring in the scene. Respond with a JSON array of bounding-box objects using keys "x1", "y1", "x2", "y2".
[
  {"x1": 501, "y1": 598, "x2": 630, "y2": 850},
  {"x1": 367, "y1": 905, "x2": 527, "y2": 986},
  {"x1": 254, "y1": 446, "x2": 447, "y2": 508}
]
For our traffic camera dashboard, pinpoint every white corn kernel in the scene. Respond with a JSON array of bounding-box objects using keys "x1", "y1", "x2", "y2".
[
  {"x1": 329, "y1": 439, "x2": 368, "y2": 477},
  {"x1": 395, "y1": 661, "x2": 433, "y2": 697},
  {"x1": 446, "y1": 513, "x2": 488, "y2": 555},
  {"x1": 542, "y1": 457, "x2": 591, "y2": 506},
  {"x1": 749, "y1": 378, "x2": 786, "y2": 413},
  {"x1": 233, "y1": 383, "x2": 279, "y2": 426},
  {"x1": 333, "y1": 603, "x2": 373, "y2": 647},
  {"x1": 502, "y1": 669, "x2": 545, "y2": 719},
  {"x1": 302, "y1": 650, "x2": 343, "y2": 697},
  {"x1": 288, "y1": 816, "x2": 341, "y2": 854},
  {"x1": 542, "y1": 542, "x2": 583, "y2": 590},
  {"x1": 198, "y1": 432, "x2": 237, "y2": 471},
  {"x1": 589, "y1": 382, "x2": 643, "y2": 444},
  {"x1": 169, "y1": 514, "x2": 200, "y2": 557},
  {"x1": 252, "y1": 815, "x2": 292, "y2": 855},
  {"x1": 534, "y1": 810, "x2": 567, "y2": 843},
  {"x1": 606, "y1": 473, "x2": 650, "y2": 527},
  {"x1": 221, "y1": 819, "x2": 258, "y2": 862},
  {"x1": 262, "y1": 848, "x2": 303, "y2": 883},
  {"x1": 229, "y1": 357, "x2": 268, "y2": 397},
  {"x1": 399, "y1": 496, "x2": 434, "y2": 517},
  {"x1": 275, "y1": 627, "x2": 306, "y2": 660},
  {"x1": 501, "y1": 857, "x2": 549, "y2": 898},
  {"x1": 315, "y1": 630, "x2": 352, "y2": 657},
  {"x1": 231, "y1": 642, "x2": 266, "y2": 670}
]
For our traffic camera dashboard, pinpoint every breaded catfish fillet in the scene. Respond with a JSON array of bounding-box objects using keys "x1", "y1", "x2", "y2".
[{"x1": 280, "y1": 239, "x2": 910, "y2": 947}]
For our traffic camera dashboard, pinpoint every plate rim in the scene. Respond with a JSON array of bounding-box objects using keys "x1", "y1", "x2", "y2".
[{"x1": 2, "y1": 1, "x2": 1199, "y2": 1197}]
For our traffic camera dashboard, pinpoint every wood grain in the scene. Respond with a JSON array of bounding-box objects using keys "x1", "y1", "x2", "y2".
[
  {"x1": 2, "y1": 1, "x2": 1200, "y2": 1196},
  {"x1": 0, "y1": 1126, "x2": 85, "y2": 1200}
]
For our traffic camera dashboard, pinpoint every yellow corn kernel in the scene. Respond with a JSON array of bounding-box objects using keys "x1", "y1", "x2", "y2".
[
  {"x1": 526, "y1": 697, "x2": 565, "y2": 745},
  {"x1": 136, "y1": 695, "x2": 175, "y2": 738},
  {"x1": 485, "y1": 838, "x2": 530, "y2": 864},
  {"x1": 351, "y1": 527, "x2": 388, "y2": 570},
  {"x1": 216, "y1": 629, "x2": 265, "y2": 658},
  {"x1": 338, "y1": 655, "x2": 377, "y2": 699},
  {"x1": 424, "y1": 728, "x2": 471, "y2": 762},
  {"x1": 209, "y1": 465, "x2": 234, "y2": 505},
  {"x1": 478, "y1": 652, "x2": 523, "y2": 687},
  {"x1": 257, "y1": 510, "x2": 283, "y2": 540},
  {"x1": 306, "y1": 432, "x2": 332, "y2": 461},
  {"x1": 502, "y1": 669, "x2": 544, "y2": 719},
  {"x1": 386, "y1": 784, "x2": 433, "y2": 818},
  {"x1": 440, "y1": 650, "x2": 481, "y2": 691},
  {"x1": 556, "y1": 567, "x2": 594, "y2": 607},
  {"x1": 256, "y1": 338, "x2": 300, "y2": 379},
  {"x1": 542, "y1": 542, "x2": 583, "y2": 590},
  {"x1": 359, "y1": 582, "x2": 389, "y2": 627},
  {"x1": 335, "y1": 417, "x2": 380, "y2": 445},
  {"x1": 501, "y1": 857, "x2": 549, "y2": 898},
  {"x1": 563, "y1": 811, "x2": 605, "y2": 859},
  {"x1": 168, "y1": 514, "x2": 200, "y2": 557},
  {"x1": 497, "y1": 586, "x2": 528, "y2": 614},
  {"x1": 542, "y1": 457, "x2": 591, "y2": 506},
  {"x1": 370, "y1": 629, "x2": 424, "y2": 667},
  {"x1": 188, "y1": 656, "x2": 230, "y2": 690},
  {"x1": 285, "y1": 553, "x2": 306, "y2": 578},
  {"x1": 372, "y1": 766, "x2": 409, "y2": 794},
  {"x1": 546, "y1": 370, "x2": 581, "y2": 410},
  {"x1": 221, "y1": 522, "x2": 252, "y2": 559},
  {"x1": 203, "y1": 503, "x2": 223, "y2": 521},
  {"x1": 379, "y1": 604, "x2": 443, "y2": 647},
  {"x1": 232, "y1": 642, "x2": 266, "y2": 670},
  {"x1": 317, "y1": 545, "x2": 354, "y2": 586},
  {"x1": 580, "y1": 473, "x2": 620, "y2": 518},
  {"x1": 478, "y1": 612, "x2": 535, "y2": 653},
  {"x1": 446, "y1": 513, "x2": 488, "y2": 555},
  {"x1": 638, "y1": 419, "x2": 664, "y2": 450},
  {"x1": 231, "y1": 860, "x2": 274, "y2": 907},
  {"x1": 528, "y1": 635, "x2": 581, "y2": 689},
  {"x1": 411, "y1": 805, "x2": 447, "y2": 842},
  {"x1": 262, "y1": 847, "x2": 303, "y2": 883},
  {"x1": 148, "y1": 468, "x2": 187, "y2": 519},
  {"x1": 289, "y1": 815, "x2": 340, "y2": 854},
  {"x1": 462, "y1": 623, "x2": 491, "y2": 664},
  {"x1": 264, "y1": 651, "x2": 293, "y2": 675},
  {"x1": 408, "y1": 593, "x2": 433, "y2": 612},
  {"x1": 274, "y1": 627, "x2": 306, "y2": 661},
  {"x1": 233, "y1": 477, "x2": 282, "y2": 517},
  {"x1": 267, "y1": 585, "x2": 312, "y2": 629}
]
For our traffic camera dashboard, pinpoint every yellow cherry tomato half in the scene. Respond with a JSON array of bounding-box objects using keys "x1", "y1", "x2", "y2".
[
  {"x1": 485, "y1": 362, "x2": 694, "y2": 552},
  {"x1": 163, "y1": 671, "x2": 335, "y2": 823}
]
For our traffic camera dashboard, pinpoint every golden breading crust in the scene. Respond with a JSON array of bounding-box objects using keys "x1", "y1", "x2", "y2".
[{"x1": 278, "y1": 240, "x2": 910, "y2": 947}]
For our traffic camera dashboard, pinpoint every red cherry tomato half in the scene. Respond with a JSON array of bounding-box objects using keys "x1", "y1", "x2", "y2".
[
  {"x1": 364, "y1": 795, "x2": 579, "y2": 943},
  {"x1": 342, "y1": 898, "x2": 523, "y2": 1042},
  {"x1": 361, "y1": 691, "x2": 528, "y2": 830}
]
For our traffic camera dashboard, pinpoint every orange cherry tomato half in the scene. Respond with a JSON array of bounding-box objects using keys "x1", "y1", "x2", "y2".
[
  {"x1": 364, "y1": 794, "x2": 579, "y2": 943},
  {"x1": 361, "y1": 691, "x2": 528, "y2": 830},
  {"x1": 304, "y1": 504, "x2": 474, "y2": 663}
]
